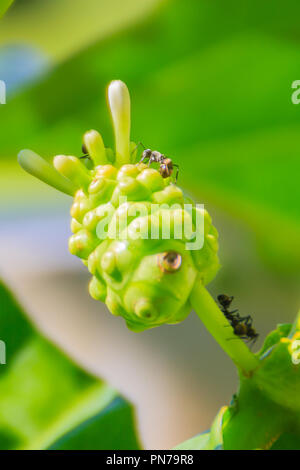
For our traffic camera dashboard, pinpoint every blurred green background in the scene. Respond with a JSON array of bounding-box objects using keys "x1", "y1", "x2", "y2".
[{"x1": 0, "y1": 0, "x2": 299, "y2": 448}]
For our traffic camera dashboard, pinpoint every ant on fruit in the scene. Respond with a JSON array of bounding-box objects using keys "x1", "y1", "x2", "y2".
[
  {"x1": 133, "y1": 142, "x2": 179, "y2": 183},
  {"x1": 217, "y1": 294, "x2": 259, "y2": 346}
]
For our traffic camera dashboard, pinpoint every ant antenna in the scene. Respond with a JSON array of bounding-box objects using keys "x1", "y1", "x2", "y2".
[
  {"x1": 79, "y1": 143, "x2": 92, "y2": 160},
  {"x1": 172, "y1": 163, "x2": 179, "y2": 184},
  {"x1": 131, "y1": 141, "x2": 145, "y2": 157}
]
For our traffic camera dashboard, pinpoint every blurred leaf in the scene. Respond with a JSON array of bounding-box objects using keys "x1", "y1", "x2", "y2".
[
  {"x1": 223, "y1": 316, "x2": 300, "y2": 449},
  {"x1": 174, "y1": 432, "x2": 210, "y2": 450},
  {"x1": 0, "y1": 0, "x2": 13, "y2": 19},
  {"x1": 174, "y1": 406, "x2": 226, "y2": 450},
  {"x1": 270, "y1": 432, "x2": 300, "y2": 450},
  {"x1": 0, "y1": 45, "x2": 49, "y2": 94},
  {"x1": 48, "y1": 397, "x2": 141, "y2": 450},
  {"x1": 182, "y1": 317, "x2": 300, "y2": 450},
  {"x1": 0, "y1": 280, "x2": 141, "y2": 449},
  {"x1": 0, "y1": 0, "x2": 162, "y2": 62},
  {"x1": 1, "y1": 0, "x2": 300, "y2": 272}
]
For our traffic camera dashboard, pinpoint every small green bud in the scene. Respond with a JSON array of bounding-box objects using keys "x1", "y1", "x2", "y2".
[
  {"x1": 70, "y1": 191, "x2": 94, "y2": 223},
  {"x1": 88, "y1": 177, "x2": 106, "y2": 195},
  {"x1": 69, "y1": 229, "x2": 98, "y2": 259},
  {"x1": 54, "y1": 155, "x2": 92, "y2": 192},
  {"x1": 83, "y1": 130, "x2": 108, "y2": 166},
  {"x1": 118, "y1": 176, "x2": 151, "y2": 200},
  {"x1": 89, "y1": 276, "x2": 106, "y2": 302},
  {"x1": 107, "y1": 80, "x2": 131, "y2": 167},
  {"x1": 136, "y1": 168, "x2": 165, "y2": 192},
  {"x1": 70, "y1": 218, "x2": 82, "y2": 233},
  {"x1": 117, "y1": 164, "x2": 140, "y2": 180},
  {"x1": 134, "y1": 298, "x2": 158, "y2": 321},
  {"x1": 18, "y1": 149, "x2": 77, "y2": 196},
  {"x1": 95, "y1": 164, "x2": 118, "y2": 180},
  {"x1": 101, "y1": 250, "x2": 117, "y2": 274},
  {"x1": 151, "y1": 185, "x2": 184, "y2": 205}
]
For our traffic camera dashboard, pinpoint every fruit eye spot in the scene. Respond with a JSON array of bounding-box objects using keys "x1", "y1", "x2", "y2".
[{"x1": 158, "y1": 251, "x2": 182, "y2": 273}]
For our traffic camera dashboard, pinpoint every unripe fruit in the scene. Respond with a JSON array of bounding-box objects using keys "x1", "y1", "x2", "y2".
[
  {"x1": 67, "y1": 161, "x2": 220, "y2": 331},
  {"x1": 18, "y1": 80, "x2": 220, "y2": 332}
]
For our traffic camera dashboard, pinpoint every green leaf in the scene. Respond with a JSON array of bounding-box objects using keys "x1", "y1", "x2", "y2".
[
  {"x1": 270, "y1": 432, "x2": 300, "y2": 450},
  {"x1": 174, "y1": 432, "x2": 210, "y2": 451},
  {"x1": 0, "y1": 280, "x2": 141, "y2": 450},
  {"x1": 48, "y1": 397, "x2": 140, "y2": 450},
  {"x1": 0, "y1": 0, "x2": 13, "y2": 19},
  {"x1": 174, "y1": 406, "x2": 227, "y2": 450},
  {"x1": 223, "y1": 314, "x2": 300, "y2": 449},
  {"x1": 176, "y1": 315, "x2": 300, "y2": 450}
]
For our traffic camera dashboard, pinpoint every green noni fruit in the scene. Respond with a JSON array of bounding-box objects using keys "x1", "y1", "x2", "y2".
[{"x1": 18, "y1": 80, "x2": 220, "y2": 331}]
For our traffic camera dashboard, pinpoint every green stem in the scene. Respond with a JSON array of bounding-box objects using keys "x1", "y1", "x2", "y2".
[{"x1": 190, "y1": 278, "x2": 259, "y2": 375}]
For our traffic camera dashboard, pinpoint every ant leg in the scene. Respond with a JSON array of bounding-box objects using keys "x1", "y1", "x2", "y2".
[
  {"x1": 147, "y1": 156, "x2": 155, "y2": 167},
  {"x1": 139, "y1": 155, "x2": 149, "y2": 164},
  {"x1": 248, "y1": 338, "x2": 257, "y2": 349},
  {"x1": 172, "y1": 164, "x2": 179, "y2": 184},
  {"x1": 132, "y1": 141, "x2": 145, "y2": 156},
  {"x1": 131, "y1": 142, "x2": 146, "y2": 163},
  {"x1": 138, "y1": 150, "x2": 151, "y2": 165},
  {"x1": 239, "y1": 315, "x2": 252, "y2": 326},
  {"x1": 225, "y1": 312, "x2": 235, "y2": 320},
  {"x1": 227, "y1": 335, "x2": 249, "y2": 341}
]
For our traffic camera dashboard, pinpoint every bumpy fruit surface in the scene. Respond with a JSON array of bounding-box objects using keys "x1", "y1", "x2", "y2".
[
  {"x1": 69, "y1": 162, "x2": 220, "y2": 331},
  {"x1": 18, "y1": 80, "x2": 220, "y2": 332}
]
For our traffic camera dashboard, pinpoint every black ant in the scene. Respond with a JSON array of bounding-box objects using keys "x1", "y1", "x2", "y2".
[
  {"x1": 231, "y1": 321, "x2": 259, "y2": 345},
  {"x1": 133, "y1": 143, "x2": 179, "y2": 183},
  {"x1": 217, "y1": 294, "x2": 259, "y2": 346},
  {"x1": 79, "y1": 143, "x2": 90, "y2": 160},
  {"x1": 217, "y1": 294, "x2": 239, "y2": 322}
]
